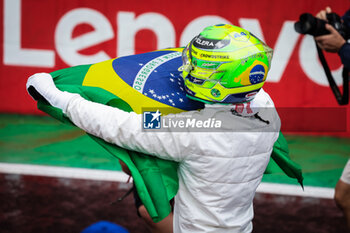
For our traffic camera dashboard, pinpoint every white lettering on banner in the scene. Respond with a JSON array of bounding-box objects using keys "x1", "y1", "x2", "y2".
[
  {"x1": 3, "y1": 0, "x2": 54, "y2": 67},
  {"x1": 269, "y1": 22, "x2": 301, "y2": 83},
  {"x1": 180, "y1": 16, "x2": 232, "y2": 46},
  {"x1": 239, "y1": 18, "x2": 266, "y2": 41},
  {"x1": 55, "y1": 8, "x2": 114, "y2": 66},
  {"x1": 239, "y1": 19, "x2": 300, "y2": 83},
  {"x1": 117, "y1": 12, "x2": 175, "y2": 57},
  {"x1": 299, "y1": 35, "x2": 343, "y2": 86},
  {"x1": 2, "y1": 2, "x2": 343, "y2": 87}
]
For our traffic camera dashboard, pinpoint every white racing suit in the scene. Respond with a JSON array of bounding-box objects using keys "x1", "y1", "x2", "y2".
[{"x1": 64, "y1": 88, "x2": 281, "y2": 233}]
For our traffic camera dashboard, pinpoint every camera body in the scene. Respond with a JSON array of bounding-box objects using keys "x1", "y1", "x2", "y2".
[{"x1": 295, "y1": 12, "x2": 349, "y2": 39}]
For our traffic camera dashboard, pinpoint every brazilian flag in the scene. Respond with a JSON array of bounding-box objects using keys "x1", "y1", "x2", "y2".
[{"x1": 36, "y1": 48, "x2": 303, "y2": 222}]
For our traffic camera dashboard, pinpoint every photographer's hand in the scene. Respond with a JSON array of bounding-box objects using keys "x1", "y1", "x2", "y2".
[
  {"x1": 316, "y1": 6, "x2": 332, "y2": 21},
  {"x1": 315, "y1": 24, "x2": 346, "y2": 53}
]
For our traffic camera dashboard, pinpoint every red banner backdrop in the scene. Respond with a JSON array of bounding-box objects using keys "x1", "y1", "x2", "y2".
[{"x1": 1, "y1": 0, "x2": 349, "y2": 136}]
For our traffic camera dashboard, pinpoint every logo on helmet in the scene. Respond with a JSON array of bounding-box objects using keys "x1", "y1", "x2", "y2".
[
  {"x1": 211, "y1": 89, "x2": 221, "y2": 97},
  {"x1": 199, "y1": 53, "x2": 229, "y2": 60},
  {"x1": 193, "y1": 37, "x2": 230, "y2": 50},
  {"x1": 249, "y1": 65, "x2": 265, "y2": 84},
  {"x1": 201, "y1": 63, "x2": 218, "y2": 68},
  {"x1": 232, "y1": 32, "x2": 250, "y2": 42},
  {"x1": 245, "y1": 91, "x2": 258, "y2": 101}
]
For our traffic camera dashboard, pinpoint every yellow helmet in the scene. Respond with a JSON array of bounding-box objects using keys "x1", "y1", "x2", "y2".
[{"x1": 181, "y1": 24, "x2": 273, "y2": 104}]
